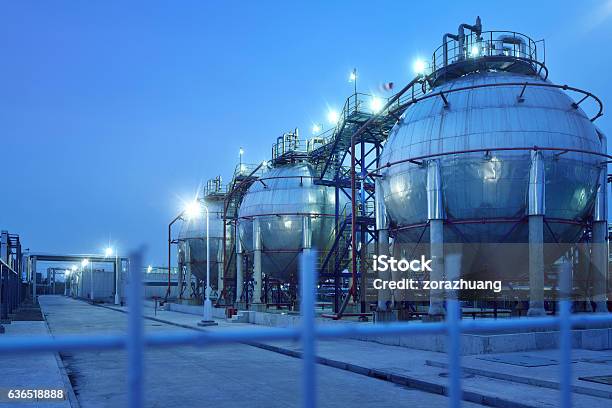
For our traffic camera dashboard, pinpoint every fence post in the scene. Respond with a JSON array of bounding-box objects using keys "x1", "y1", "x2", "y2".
[
  {"x1": 1, "y1": 264, "x2": 7, "y2": 321},
  {"x1": 559, "y1": 257, "x2": 572, "y2": 408},
  {"x1": 300, "y1": 250, "x2": 317, "y2": 408},
  {"x1": 127, "y1": 250, "x2": 144, "y2": 408}
]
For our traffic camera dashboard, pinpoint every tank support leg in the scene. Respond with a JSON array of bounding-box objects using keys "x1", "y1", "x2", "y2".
[
  {"x1": 527, "y1": 151, "x2": 546, "y2": 317},
  {"x1": 217, "y1": 244, "x2": 224, "y2": 296},
  {"x1": 427, "y1": 160, "x2": 445, "y2": 317},
  {"x1": 376, "y1": 229, "x2": 392, "y2": 311},
  {"x1": 591, "y1": 221, "x2": 608, "y2": 312},
  {"x1": 236, "y1": 240, "x2": 244, "y2": 305},
  {"x1": 527, "y1": 218, "x2": 545, "y2": 316},
  {"x1": 252, "y1": 218, "x2": 264, "y2": 311},
  {"x1": 429, "y1": 219, "x2": 446, "y2": 316}
]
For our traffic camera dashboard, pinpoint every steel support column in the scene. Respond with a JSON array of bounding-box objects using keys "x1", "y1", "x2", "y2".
[{"x1": 528, "y1": 151, "x2": 546, "y2": 316}]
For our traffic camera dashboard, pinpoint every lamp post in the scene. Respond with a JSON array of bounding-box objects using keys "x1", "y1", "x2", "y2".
[
  {"x1": 198, "y1": 203, "x2": 217, "y2": 326},
  {"x1": 82, "y1": 259, "x2": 91, "y2": 302},
  {"x1": 106, "y1": 247, "x2": 120, "y2": 305}
]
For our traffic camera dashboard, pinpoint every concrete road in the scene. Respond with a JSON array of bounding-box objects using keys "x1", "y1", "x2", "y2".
[{"x1": 40, "y1": 296, "x2": 482, "y2": 408}]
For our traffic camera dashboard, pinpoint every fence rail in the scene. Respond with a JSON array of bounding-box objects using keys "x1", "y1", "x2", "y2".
[{"x1": 1, "y1": 250, "x2": 611, "y2": 407}]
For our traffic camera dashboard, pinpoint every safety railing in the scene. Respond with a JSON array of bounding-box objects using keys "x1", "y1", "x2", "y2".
[
  {"x1": 1, "y1": 250, "x2": 611, "y2": 408},
  {"x1": 0, "y1": 259, "x2": 21, "y2": 323},
  {"x1": 431, "y1": 30, "x2": 543, "y2": 73}
]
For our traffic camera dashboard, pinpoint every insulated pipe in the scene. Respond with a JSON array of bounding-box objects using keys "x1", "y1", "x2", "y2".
[
  {"x1": 217, "y1": 241, "x2": 224, "y2": 295},
  {"x1": 591, "y1": 165, "x2": 608, "y2": 312},
  {"x1": 236, "y1": 232, "x2": 243, "y2": 303},
  {"x1": 375, "y1": 178, "x2": 392, "y2": 311},
  {"x1": 496, "y1": 35, "x2": 527, "y2": 58},
  {"x1": 443, "y1": 17, "x2": 482, "y2": 66},
  {"x1": 442, "y1": 33, "x2": 459, "y2": 67},
  {"x1": 185, "y1": 243, "x2": 192, "y2": 299},
  {"x1": 527, "y1": 151, "x2": 546, "y2": 316},
  {"x1": 252, "y1": 218, "x2": 263, "y2": 306},
  {"x1": 427, "y1": 160, "x2": 446, "y2": 316}
]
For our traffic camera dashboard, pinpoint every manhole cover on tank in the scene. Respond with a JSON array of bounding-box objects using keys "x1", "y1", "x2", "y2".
[
  {"x1": 477, "y1": 354, "x2": 560, "y2": 367},
  {"x1": 578, "y1": 375, "x2": 612, "y2": 385}
]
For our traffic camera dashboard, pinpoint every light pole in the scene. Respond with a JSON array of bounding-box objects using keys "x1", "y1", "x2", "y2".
[
  {"x1": 64, "y1": 269, "x2": 70, "y2": 296},
  {"x1": 198, "y1": 203, "x2": 217, "y2": 326},
  {"x1": 106, "y1": 247, "x2": 120, "y2": 305}
]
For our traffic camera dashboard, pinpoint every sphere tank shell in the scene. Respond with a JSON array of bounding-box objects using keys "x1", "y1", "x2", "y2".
[
  {"x1": 238, "y1": 162, "x2": 340, "y2": 280},
  {"x1": 177, "y1": 195, "x2": 225, "y2": 284},
  {"x1": 380, "y1": 72, "x2": 604, "y2": 246}
]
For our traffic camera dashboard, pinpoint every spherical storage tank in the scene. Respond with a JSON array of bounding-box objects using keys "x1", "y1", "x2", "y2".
[
  {"x1": 379, "y1": 28, "x2": 606, "y2": 282},
  {"x1": 178, "y1": 186, "x2": 225, "y2": 288},
  {"x1": 238, "y1": 162, "x2": 339, "y2": 281}
]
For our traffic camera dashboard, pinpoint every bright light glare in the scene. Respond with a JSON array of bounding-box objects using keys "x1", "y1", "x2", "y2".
[
  {"x1": 327, "y1": 110, "x2": 339, "y2": 125},
  {"x1": 105, "y1": 247, "x2": 113, "y2": 257},
  {"x1": 147, "y1": 265, "x2": 153, "y2": 273},
  {"x1": 261, "y1": 160, "x2": 268, "y2": 167},
  {"x1": 184, "y1": 201, "x2": 201, "y2": 220},
  {"x1": 413, "y1": 59, "x2": 427, "y2": 75},
  {"x1": 239, "y1": 147, "x2": 244, "y2": 156},
  {"x1": 65, "y1": 269, "x2": 71, "y2": 276},
  {"x1": 470, "y1": 45, "x2": 480, "y2": 57},
  {"x1": 370, "y1": 96, "x2": 383, "y2": 113},
  {"x1": 71, "y1": 265, "x2": 77, "y2": 271},
  {"x1": 81, "y1": 259, "x2": 89, "y2": 267},
  {"x1": 312, "y1": 124, "x2": 321, "y2": 134},
  {"x1": 349, "y1": 71, "x2": 357, "y2": 82}
]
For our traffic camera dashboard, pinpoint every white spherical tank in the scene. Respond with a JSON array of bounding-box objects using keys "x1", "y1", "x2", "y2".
[
  {"x1": 178, "y1": 194, "x2": 225, "y2": 287},
  {"x1": 379, "y1": 31, "x2": 606, "y2": 282},
  {"x1": 238, "y1": 162, "x2": 340, "y2": 281}
]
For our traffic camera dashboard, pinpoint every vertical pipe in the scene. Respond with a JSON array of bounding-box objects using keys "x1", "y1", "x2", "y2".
[
  {"x1": 350, "y1": 142, "x2": 357, "y2": 303},
  {"x1": 300, "y1": 250, "x2": 317, "y2": 408},
  {"x1": 528, "y1": 151, "x2": 546, "y2": 316},
  {"x1": 217, "y1": 242, "x2": 224, "y2": 295},
  {"x1": 252, "y1": 218, "x2": 262, "y2": 306},
  {"x1": 375, "y1": 178, "x2": 391, "y2": 311},
  {"x1": 236, "y1": 231, "x2": 244, "y2": 304},
  {"x1": 359, "y1": 140, "x2": 367, "y2": 314},
  {"x1": 559, "y1": 258, "x2": 572, "y2": 408},
  {"x1": 334, "y1": 186, "x2": 340, "y2": 313},
  {"x1": 127, "y1": 251, "x2": 144, "y2": 408},
  {"x1": 592, "y1": 165, "x2": 608, "y2": 312}
]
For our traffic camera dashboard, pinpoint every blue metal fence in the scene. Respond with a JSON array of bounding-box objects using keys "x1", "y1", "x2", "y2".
[
  {"x1": 1, "y1": 250, "x2": 611, "y2": 407},
  {"x1": 0, "y1": 259, "x2": 21, "y2": 323}
]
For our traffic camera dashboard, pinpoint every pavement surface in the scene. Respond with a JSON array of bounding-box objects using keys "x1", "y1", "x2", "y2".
[
  {"x1": 0, "y1": 320, "x2": 72, "y2": 408},
  {"x1": 38, "y1": 296, "x2": 487, "y2": 408},
  {"x1": 103, "y1": 298, "x2": 612, "y2": 408}
]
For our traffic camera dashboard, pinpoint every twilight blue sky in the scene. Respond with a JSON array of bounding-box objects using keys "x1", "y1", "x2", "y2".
[{"x1": 1, "y1": 1, "x2": 611, "y2": 266}]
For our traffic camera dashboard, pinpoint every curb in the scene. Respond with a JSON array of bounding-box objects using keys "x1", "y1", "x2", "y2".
[{"x1": 41, "y1": 310, "x2": 81, "y2": 408}]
